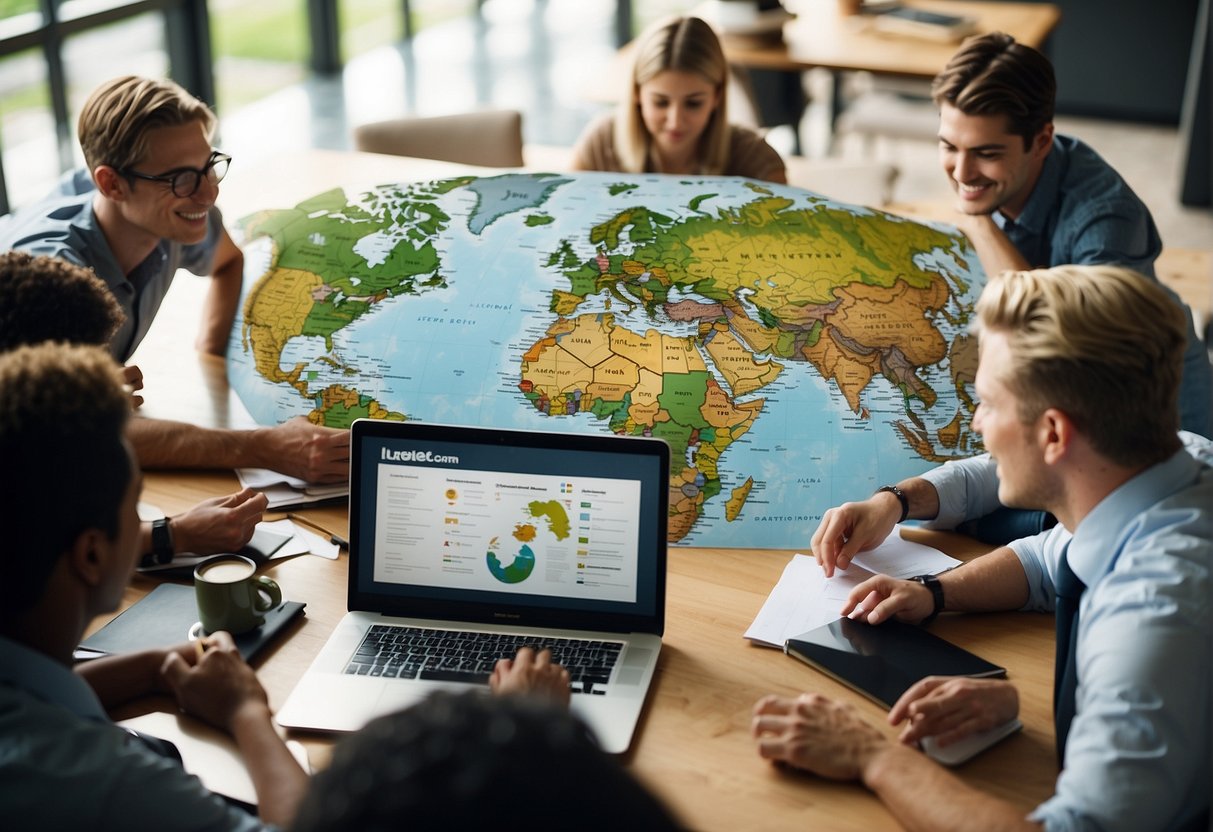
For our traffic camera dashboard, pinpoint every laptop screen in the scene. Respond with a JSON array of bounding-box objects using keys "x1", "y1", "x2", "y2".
[{"x1": 349, "y1": 420, "x2": 669, "y2": 634}]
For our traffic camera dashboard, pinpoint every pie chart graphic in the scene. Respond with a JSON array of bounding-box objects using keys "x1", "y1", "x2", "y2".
[{"x1": 487, "y1": 544, "x2": 536, "y2": 583}]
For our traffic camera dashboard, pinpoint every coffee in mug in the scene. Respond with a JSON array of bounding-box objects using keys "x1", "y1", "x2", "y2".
[{"x1": 194, "y1": 555, "x2": 282, "y2": 635}]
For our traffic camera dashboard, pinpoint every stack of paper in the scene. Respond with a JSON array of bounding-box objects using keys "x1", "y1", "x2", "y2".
[
  {"x1": 237, "y1": 467, "x2": 348, "y2": 510},
  {"x1": 744, "y1": 526, "x2": 962, "y2": 647}
]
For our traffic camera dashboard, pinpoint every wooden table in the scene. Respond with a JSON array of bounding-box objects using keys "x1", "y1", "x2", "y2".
[
  {"x1": 100, "y1": 151, "x2": 1063, "y2": 831},
  {"x1": 108, "y1": 469, "x2": 1059, "y2": 831},
  {"x1": 725, "y1": 0, "x2": 1061, "y2": 80}
]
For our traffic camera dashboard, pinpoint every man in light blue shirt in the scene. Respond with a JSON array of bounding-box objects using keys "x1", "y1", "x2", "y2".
[
  {"x1": 931, "y1": 32, "x2": 1211, "y2": 437},
  {"x1": 754, "y1": 264, "x2": 1210, "y2": 831}
]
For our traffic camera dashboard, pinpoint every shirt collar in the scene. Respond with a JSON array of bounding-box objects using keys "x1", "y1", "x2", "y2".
[
  {"x1": 1067, "y1": 448, "x2": 1204, "y2": 585},
  {"x1": 0, "y1": 634, "x2": 109, "y2": 722},
  {"x1": 994, "y1": 135, "x2": 1063, "y2": 236}
]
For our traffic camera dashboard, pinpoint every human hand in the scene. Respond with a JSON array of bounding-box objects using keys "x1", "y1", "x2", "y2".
[
  {"x1": 159, "y1": 631, "x2": 271, "y2": 733},
  {"x1": 121, "y1": 364, "x2": 144, "y2": 409},
  {"x1": 811, "y1": 494, "x2": 902, "y2": 577},
  {"x1": 490, "y1": 647, "x2": 571, "y2": 707},
  {"x1": 889, "y1": 677, "x2": 1019, "y2": 747},
  {"x1": 841, "y1": 574, "x2": 935, "y2": 625},
  {"x1": 171, "y1": 487, "x2": 268, "y2": 554},
  {"x1": 261, "y1": 416, "x2": 349, "y2": 484},
  {"x1": 752, "y1": 692, "x2": 888, "y2": 780}
]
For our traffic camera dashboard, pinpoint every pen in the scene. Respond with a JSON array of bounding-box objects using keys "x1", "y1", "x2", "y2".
[{"x1": 286, "y1": 512, "x2": 350, "y2": 549}]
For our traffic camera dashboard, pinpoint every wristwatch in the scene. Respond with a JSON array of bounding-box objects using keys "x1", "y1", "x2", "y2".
[
  {"x1": 150, "y1": 517, "x2": 175, "y2": 565},
  {"x1": 909, "y1": 574, "x2": 944, "y2": 626},
  {"x1": 874, "y1": 484, "x2": 910, "y2": 523}
]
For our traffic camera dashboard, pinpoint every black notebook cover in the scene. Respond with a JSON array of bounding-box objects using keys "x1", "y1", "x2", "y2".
[
  {"x1": 785, "y1": 617, "x2": 1005, "y2": 708},
  {"x1": 80, "y1": 583, "x2": 305, "y2": 662}
]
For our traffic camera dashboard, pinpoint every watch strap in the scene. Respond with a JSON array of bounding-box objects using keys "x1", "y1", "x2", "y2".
[
  {"x1": 150, "y1": 517, "x2": 175, "y2": 565},
  {"x1": 875, "y1": 484, "x2": 910, "y2": 523},
  {"x1": 909, "y1": 574, "x2": 944, "y2": 626}
]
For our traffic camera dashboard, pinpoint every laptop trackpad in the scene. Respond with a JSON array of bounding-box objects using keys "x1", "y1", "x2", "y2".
[{"x1": 374, "y1": 681, "x2": 430, "y2": 715}]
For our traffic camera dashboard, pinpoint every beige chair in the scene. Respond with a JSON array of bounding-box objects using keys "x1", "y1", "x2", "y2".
[{"x1": 352, "y1": 110, "x2": 525, "y2": 168}]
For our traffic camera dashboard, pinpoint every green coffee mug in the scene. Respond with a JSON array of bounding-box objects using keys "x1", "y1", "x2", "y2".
[{"x1": 194, "y1": 555, "x2": 282, "y2": 635}]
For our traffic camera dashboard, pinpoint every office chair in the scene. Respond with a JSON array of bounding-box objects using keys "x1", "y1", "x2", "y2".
[{"x1": 352, "y1": 110, "x2": 525, "y2": 168}]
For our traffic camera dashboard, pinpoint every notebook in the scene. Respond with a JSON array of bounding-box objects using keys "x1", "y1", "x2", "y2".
[
  {"x1": 785, "y1": 617, "x2": 1006, "y2": 708},
  {"x1": 78, "y1": 582, "x2": 305, "y2": 661},
  {"x1": 276, "y1": 419, "x2": 669, "y2": 753}
]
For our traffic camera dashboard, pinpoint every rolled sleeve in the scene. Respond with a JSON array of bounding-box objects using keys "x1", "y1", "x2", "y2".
[
  {"x1": 1009, "y1": 529, "x2": 1062, "y2": 613},
  {"x1": 919, "y1": 453, "x2": 1002, "y2": 529}
]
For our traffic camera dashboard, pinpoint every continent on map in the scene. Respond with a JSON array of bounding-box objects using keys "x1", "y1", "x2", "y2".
[
  {"x1": 522, "y1": 183, "x2": 978, "y2": 539},
  {"x1": 238, "y1": 180, "x2": 476, "y2": 426}
]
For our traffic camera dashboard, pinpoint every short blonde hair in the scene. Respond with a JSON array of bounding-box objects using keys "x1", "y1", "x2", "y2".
[
  {"x1": 975, "y1": 265, "x2": 1186, "y2": 466},
  {"x1": 78, "y1": 75, "x2": 216, "y2": 173},
  {"x1": 615, "y1": 16, "x2": 730, "y2": 174}
]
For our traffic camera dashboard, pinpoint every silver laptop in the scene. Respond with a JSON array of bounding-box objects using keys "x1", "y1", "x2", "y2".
[{"x1": 276, "y1": 419, "x2": 669, "y2": 753}]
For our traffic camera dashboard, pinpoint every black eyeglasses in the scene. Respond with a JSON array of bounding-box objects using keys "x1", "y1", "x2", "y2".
[{"x1": 121, "y1": 151, "x2": 231, "y2": 198}]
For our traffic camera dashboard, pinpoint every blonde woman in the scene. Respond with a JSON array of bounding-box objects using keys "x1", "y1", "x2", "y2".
[{"x1": 571, "y1": 16, "x2": 786, "y2": 183}]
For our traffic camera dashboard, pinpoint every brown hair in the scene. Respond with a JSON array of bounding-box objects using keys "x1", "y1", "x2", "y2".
[
  {"x1": 931, "y1": 32, "x2": 1055, "y2": 148},
  {"x1": 975, "y1": 265, "x2": 1185, "y2": 467},
  {"x1": 615, "y1": 16, "x2": 730, "y2": 174},
  {"x1": 78, "y1": 75, "x2": 216, "y2": 173},
  {"x1": 0, "y1": 251, "x2": 125, "y2": 351},
  {"x1": 0, "y1": 343, "x2": 132, "y2": 618}
]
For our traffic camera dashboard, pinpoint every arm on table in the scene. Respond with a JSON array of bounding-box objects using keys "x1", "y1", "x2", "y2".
[
  {"x1": 161, "y1": 632, "x2": 308, "y2": 827},
  {"x1": 842, "y1": 545, "x2": 1031, "y2": 625},
  {"x1": 195, "y1": 228, "x2": 244, "y2": 356},
  {"x1": 128, "y1": 415, "x2": 349, "y2": 484},
  {"x1": 752, "y1": 693, "x2": 1039, "y2": 832}
]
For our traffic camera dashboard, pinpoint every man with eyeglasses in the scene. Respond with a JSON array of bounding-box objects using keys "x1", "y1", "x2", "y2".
[
  {"x1": 2, "y1": 76, "x2": 240, "y2": 362},
  {"x1": 0, "y1": 76, "x2": 348, "y2": 485}
]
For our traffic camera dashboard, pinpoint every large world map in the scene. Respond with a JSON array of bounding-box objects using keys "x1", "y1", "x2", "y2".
[{"x1": 227, "y1": 172, "x2": 984, "y2": 547}]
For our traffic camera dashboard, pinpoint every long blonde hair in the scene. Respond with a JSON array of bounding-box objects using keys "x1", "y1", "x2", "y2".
[{"x1": 614, "y1": 16, "x2": 730, "y2": 174}]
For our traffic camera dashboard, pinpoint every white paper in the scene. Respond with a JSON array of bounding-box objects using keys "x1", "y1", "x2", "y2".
[
  {"x1": 118, "y1": 711, "x2": 309, "y2": 805},
  {"x1": 260, "y1": 519, "x2": 340, "y2": 560},
  {"x1": 236, "y1": 468, "x2": 348, "y2": 508},
  {"x1": 849, "y1": 526, "x2": 963, "y2": 578},
  {"x1": 744, "y1": 555, "x2": 840, "y2": 647},
  {"x1": 743, "y1": 527, "x2": 962, "y2": 648}
]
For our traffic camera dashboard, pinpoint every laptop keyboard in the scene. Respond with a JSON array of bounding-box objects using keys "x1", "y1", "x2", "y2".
[{"x1": 344, "y1": 624, "x2": 624, "y2": 695}]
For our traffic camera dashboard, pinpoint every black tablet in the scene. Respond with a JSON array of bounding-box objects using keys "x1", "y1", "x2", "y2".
[{"x1": 785, "y1": 617, "x2": 1006, "y2": 708}]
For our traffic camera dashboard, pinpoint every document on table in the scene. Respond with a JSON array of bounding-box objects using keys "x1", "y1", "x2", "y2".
[
  {"x1": 236, "y1": 467, "x2": 348, "y2": 510},
  {"x1": 119, "y1": 711, "x2": 310, "y2": 806},
  {"x1": 744, "y1": 526, "x2": 962, "y2": 648},
  {"x1": 260, "y1": 518, "x2": 340, "y2": 560}
]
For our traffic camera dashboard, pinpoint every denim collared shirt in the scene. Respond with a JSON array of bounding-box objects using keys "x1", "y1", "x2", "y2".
[
  {"x1": 0, "y1": 168, "x2": 223, "y2": 362},
  {"x1": 993, "y1": 135, "x2": 1212, "y2": 438},
  {"x1": 1006, "y1": 450, "x2": 1212, "y2": 832},
  {"x1": 0, "y1": 636, "x2": 268, "y2": 831}
]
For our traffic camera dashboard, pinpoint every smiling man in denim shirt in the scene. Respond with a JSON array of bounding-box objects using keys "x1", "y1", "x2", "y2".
[{"x1": 931, "y1": 32, "x2": 1211, "y2": 438}]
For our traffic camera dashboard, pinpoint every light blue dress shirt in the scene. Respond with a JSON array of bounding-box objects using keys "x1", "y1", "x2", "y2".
[
  {"x1": 993, "y1": 135, "x2": 1213, "y2": 439},
  {"x1": 1004, "y1": 450, "x2": 1211, "y2": 831},
  {"x1": 919, "y1": 431, "x2": 1213, "y2": 529},
  {"x1": 0, "y1": 636, "x2": 269, "y2": 831},
  {"x1": 0, "y1": 168, "x2": 224, "y2": 363}
]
